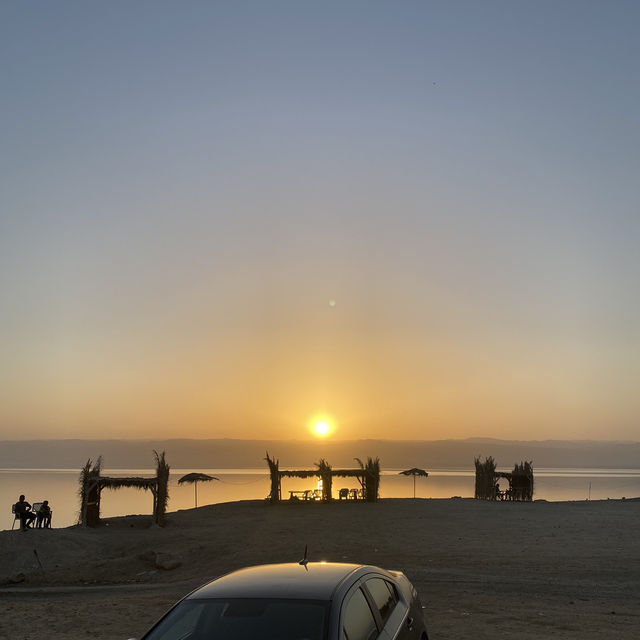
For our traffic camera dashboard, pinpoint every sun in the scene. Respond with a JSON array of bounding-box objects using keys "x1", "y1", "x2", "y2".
[
  {"x1": 309, "y1": 415, "x2": 334, "y2": 438},
  {"x1": 314, "y1": 421, "x2": 331, "y2": 437}
]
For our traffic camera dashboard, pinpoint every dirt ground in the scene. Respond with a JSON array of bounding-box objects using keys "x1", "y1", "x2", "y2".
[{"x1": 1, "y1": 497, "x2": 638, "y2": 639}]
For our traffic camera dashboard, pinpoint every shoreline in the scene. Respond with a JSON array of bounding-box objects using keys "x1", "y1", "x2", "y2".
[{"x1": 3, "y1": 465, "x2": 638, "y2": 530}]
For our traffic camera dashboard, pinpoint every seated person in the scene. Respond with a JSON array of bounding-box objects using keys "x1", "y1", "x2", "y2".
[
  {"x1": 14, "y1": 495, "x2": 36, "y2": 530},
  {"x1": 36, "y1": 500, "x2": 52, "y2": 529}
]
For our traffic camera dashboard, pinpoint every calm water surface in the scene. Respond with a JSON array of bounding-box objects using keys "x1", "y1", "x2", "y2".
[{"x1": 2, "y1": 467, "x2": 638, "y2": 529}]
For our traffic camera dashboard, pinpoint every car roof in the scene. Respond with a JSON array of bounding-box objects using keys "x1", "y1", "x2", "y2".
[{"x1": 188, "y1": 562, "x2": 385, "y2": 601}]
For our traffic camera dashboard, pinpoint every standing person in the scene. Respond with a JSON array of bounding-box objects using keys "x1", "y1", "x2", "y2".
[
  {"x1": 36, "y1": 500, "x2": 52, "y2": 529},
  {"x1": 14, "y1": 495, "x2": 36, "y2": 530}
]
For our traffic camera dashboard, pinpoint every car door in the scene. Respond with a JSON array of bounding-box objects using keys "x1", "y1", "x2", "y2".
[
  {"x1": 340, "y1": 583, "x2": 380, "y2": 640},
  {"x1": 361, "y1": 576, "x2": 415, "y2": 640}
]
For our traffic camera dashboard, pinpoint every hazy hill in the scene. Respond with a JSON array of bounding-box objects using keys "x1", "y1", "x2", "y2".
[{"x1": 0, "y1": 438, "x2": 638, "y2": 470}]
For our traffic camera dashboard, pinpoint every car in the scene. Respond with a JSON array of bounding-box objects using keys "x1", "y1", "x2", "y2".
[{"x1": 133, "y1": 561, "x2": 429, "y2": 640}]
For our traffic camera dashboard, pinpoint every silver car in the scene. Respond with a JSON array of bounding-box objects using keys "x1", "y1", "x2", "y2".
[{"x1": 136, "y1": 562, "x2": 429, "y2": 640}]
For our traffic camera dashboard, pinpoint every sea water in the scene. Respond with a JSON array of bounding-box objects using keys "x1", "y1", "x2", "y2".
[{"x1": 2, "y1": 467, "x2": 638, "y2": 529}]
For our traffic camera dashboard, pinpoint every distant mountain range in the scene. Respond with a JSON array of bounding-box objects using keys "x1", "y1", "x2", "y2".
[{"x1": 1, "y1": 438, "x2": 638, "y2": 470}]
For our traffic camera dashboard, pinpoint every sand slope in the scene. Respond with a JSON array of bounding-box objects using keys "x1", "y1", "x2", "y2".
[{"x1": 1, "y1": 498, "x2": 638, "y2": 639}]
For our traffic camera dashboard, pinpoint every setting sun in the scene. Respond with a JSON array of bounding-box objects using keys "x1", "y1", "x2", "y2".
[
  {"x1": 314, "y1": 421, "x2": 330, "y2": 436},
  {"x1": 308, "y1": 415, "x2": 334, "y2": 438}
]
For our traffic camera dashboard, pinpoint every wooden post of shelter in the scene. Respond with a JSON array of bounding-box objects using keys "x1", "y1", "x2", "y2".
[
  {"x1": 265, "y1": 452, "x2": 281, "y2": 503},
  {"x1": 510, "y1": 461, "x2": 534, "y2": 501},
  {"x1": 474, "y1": 456, "x2": 497, "y2": 500},
  {"x1": 79, "y1": 457, "x2": 103, "y2": 527},
  {"x1": 355, "y1": 457, "x2": 381, "y2": 502},
  {"x1": 316, "y1": 458, "x2": 333, "y2": 502},
  {"x1": 153, "y1": 450, "x2": 170, "y2": 524}
]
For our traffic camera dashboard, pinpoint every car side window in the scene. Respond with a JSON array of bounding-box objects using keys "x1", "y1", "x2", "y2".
[
  {"x1": 364, "y1": 578, "x2": 398, "y2": 625},
  {"x1": 341, "y1": 587, "x2": 378, "y2": 640}
]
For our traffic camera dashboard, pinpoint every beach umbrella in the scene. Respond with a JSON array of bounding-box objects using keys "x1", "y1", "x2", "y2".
[
  {"x1": 399, "y1": 468, "x2": 429, "y2": 498},
  {"x1": 178, "y1": 472, "x2": 219, "y2": 508}
]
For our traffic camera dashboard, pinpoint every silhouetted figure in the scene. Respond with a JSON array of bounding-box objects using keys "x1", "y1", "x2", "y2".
[
  {"x1": 36, "y1": 500, "x2": 52, "y2": 528},
  {"x1": 14, "y1": 495, "x2": 36, "y2": 530}
]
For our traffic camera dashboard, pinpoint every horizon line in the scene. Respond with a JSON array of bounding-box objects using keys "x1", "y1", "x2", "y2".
[{"x1": 1, "y1": 437, "x2": 638, "y2": 445}]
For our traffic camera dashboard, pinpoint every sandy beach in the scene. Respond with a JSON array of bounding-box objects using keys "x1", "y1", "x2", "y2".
[{"x1": 1, "y1": 498, "x2": 638, "y2": 640}]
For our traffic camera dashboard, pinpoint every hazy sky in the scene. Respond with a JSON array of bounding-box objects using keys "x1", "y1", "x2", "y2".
[{"x1": 1, "y1": 1, "x2": 638, "y2": 441}]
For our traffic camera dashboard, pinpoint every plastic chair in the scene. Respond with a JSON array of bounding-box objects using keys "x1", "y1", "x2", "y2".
[{"x1": 11, "y1": 504, "x2": 20, "y2": 530}]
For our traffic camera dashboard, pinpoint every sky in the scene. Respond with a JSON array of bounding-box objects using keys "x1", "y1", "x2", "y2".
[{"x1": 1, "y1": 1, "x2": 639, "y2": 442}]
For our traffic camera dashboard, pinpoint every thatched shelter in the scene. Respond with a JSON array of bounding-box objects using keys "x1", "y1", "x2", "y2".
[
  {"x1": 474, "y1": 456, "x2": 534, "y2": 501},
  {"x1": 265, "y1": 452, "x2": 381, "y2": 503},
  {"x1": 78, "y1": 450, "x2": 170, "y2": 527}
]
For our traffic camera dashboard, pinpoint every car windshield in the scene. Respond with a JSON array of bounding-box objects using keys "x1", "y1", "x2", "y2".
[{"x1": 143, "y1": 597, "x2": 329, "y2": 640}]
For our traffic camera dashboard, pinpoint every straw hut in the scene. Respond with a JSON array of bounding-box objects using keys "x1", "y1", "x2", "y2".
[
  {"x1": 474, "y1": 456, "x2": 534, "y2": 501},
  {"x1": 265, "y1": 453, "x2": 381, "y2": 503},
  {"x1": 78, "y1": 450, "x2": 170, "y2": 526}
]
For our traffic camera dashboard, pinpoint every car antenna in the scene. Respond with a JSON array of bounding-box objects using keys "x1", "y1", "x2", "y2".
[{"x1": 299, "y1": 544, "x2": 309, "y2": 570}]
